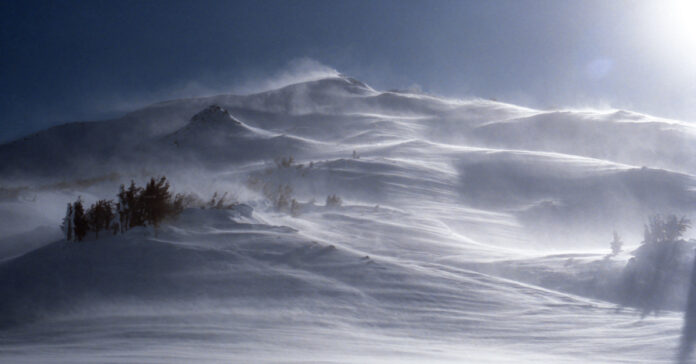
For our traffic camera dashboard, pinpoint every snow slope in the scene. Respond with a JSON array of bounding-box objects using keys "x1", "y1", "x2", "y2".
[{"x1": 1, "y1": 75, "x2": 696, "y2": 363}]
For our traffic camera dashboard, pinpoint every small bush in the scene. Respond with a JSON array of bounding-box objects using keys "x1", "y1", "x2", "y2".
[
  {"x1": 207, "y1": 191, "x2": 237, "y2": 209},
  {"x1": 326, "y1": 194, "x2": 342, "y2": 208},
  {"x1": 290, "y1": 199, "x2": 301, "y2": 217},
  {"x1": 246, "y1": 157, "x2": 320, "y2": 215},
  {"x1": 275, "y1": 156, "x2": 295, "y2": 168}
]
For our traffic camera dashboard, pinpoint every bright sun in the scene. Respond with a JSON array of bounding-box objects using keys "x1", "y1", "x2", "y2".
[{"x1": 650, "y1": 0, "x2": 696, "y2": 61}]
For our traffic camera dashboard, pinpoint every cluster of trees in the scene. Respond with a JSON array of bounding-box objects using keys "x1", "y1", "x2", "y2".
[
  {"x1": 643, "y1": 215, "x2": 691, "y2": 245},
  {"x1": 619, "y1": 214, "x2": 692, "y2": 315},
  {"x1": 61, "y1": 177, "x2": 184, "y2": 241}
]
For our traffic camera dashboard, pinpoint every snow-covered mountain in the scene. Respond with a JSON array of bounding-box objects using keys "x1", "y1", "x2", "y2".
[{"x1": 1, "y1": 75, "x2": 696, "y2": 363}]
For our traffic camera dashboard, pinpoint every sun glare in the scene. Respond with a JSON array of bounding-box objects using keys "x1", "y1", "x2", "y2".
[{"x1": 650, "y1": 0, "x2": 696, "y2": 63}]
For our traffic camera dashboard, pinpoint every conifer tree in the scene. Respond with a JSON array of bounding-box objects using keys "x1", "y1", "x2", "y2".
[
  {"x1": 117, "y1": 186, "x2": 128, "y2": 232},
  {"x1": 128, "y1": 181, "x2": 146, "y2": 228},
  {"x1": 117, "y1": 181, "x2": 145, "y2": 230},
  {"x1": 73, "y1": 198, "x2": 88, "y2": 241},
  {"x1": 61, "y1": 203, "x2": 74, "y2": 241},
  {"x1": 87, "y1": 199, "x2": 114, "y2": 239},
  {"x1": 100, "y1": 200, "x2": 115, "y2": 234},
  {"x1": 141, "y1": 177, "x2": 172, "y2": 230},
  {"x1": 87, "y1": 203, "x2": 97, "y2": 237}
]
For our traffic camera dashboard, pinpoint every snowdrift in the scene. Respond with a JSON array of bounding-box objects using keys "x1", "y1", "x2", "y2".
[
  {"x1": 2, "y1": 208, "x2": 681, "y2": 363},
  {"x1": 1, "y1": 74, "x2": 696, "y2": 363}
]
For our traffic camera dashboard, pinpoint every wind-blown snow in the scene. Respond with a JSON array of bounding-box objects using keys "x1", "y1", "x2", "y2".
[{"x1": 1, "y1": 75, "x2": 695, "y2": 363}]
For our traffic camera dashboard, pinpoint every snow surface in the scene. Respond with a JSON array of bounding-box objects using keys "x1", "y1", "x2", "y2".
[{"x1": 1, "y1": 75, "x2": 696, "y2": 363}]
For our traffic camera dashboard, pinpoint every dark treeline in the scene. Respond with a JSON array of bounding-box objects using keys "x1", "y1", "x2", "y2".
[{"x1": 61, "y1": 177, "x2": 184, "y2": 241}]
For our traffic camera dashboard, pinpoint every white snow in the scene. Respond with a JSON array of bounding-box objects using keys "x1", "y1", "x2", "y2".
[{"x1": 1, "y1": 74, "x2": 695, "y2": 363}]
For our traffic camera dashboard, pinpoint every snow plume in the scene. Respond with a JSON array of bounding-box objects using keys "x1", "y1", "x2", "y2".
[
  {"x1": 90, "y1": 79, "x2": 226, "y2": 117},
  {"x1": 92, "y1": 58, "x2": 340, "y2": 116},
  {"x1": 232, "y1": 58, "x2": 341, "y2": 94}
]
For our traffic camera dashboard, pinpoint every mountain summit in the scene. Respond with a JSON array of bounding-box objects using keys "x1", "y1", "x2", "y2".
[
  {"x1": 172, "y1": 104, "x2": 252, "y2": 139},
  {"x1": 189, "y1": 104, "x2": 244, "y2": 128},
  {"x1": 162, "y1": 104, "x2": 257, "y2": 155}
]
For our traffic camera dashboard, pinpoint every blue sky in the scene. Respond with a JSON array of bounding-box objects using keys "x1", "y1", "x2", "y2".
[{"x1": 1, "y1": 0, "x2": 695, "y2": 142}]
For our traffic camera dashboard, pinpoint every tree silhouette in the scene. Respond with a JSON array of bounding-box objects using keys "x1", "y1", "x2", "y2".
[
  {"x1": 87, "y1": 199, "x2": 114, "y2": 239},
  {"x1": 117, "y1": 181, "x2": 144, "y2": 230},
  {"x1": 64, "y1": 176, "x2": 186, "y2": 241},
  {"x1": 620, "y1": 214, "x2": 692, "y2": 316},
  {"x1": 61, "y1": 203, "x2": 73, "y2": 241},
  {"x1": 72, "y1": 198, "x2": 88, "y2": 241},
  {"x1": 141, "y1": 177, "x2": 172, "y2": 230},
  {"x1": 643, "y1": 214, "x2": 691, "y2": 244}
]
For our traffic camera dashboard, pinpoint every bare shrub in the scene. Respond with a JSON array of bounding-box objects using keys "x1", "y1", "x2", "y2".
[
  {"x1": 275, "y1": 156, "x2": 295, "y2": 168},
  {"x1": 326, "y1": 194, "x2": 342, "y2": 208},
  {"x1": 290, "y1": 199, "x2": 301, "y2": 217},
  {"x1": 207, "y1": 191, "x2": 238, "y2": 209}
]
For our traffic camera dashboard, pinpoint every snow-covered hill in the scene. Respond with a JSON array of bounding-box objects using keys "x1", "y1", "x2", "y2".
[{"x1": 1, "y1": 75, "x2": 695, "y2": 363}]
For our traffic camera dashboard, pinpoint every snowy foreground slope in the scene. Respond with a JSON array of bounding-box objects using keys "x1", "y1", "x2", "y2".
[{"x1": 1, "y1": 75, "x2": 696, "y2": 363}]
